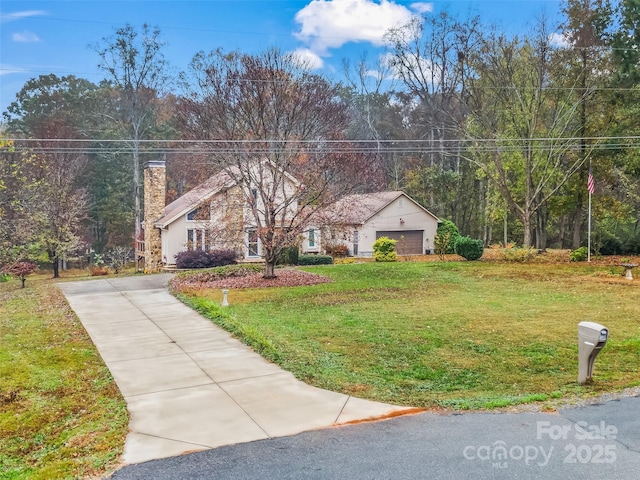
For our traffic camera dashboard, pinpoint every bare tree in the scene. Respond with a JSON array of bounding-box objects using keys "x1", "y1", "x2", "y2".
[
  {"x1": 93, "y1": 24, "x2": 170, "y2": 253},
  {"x1": 178, "y1": 48, "x2": 380, "y2": 277}
]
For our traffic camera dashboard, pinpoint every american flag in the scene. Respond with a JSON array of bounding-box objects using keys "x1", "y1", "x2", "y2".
[{"x1": 587, "y1": 168, "x2": 595, "y2": 194}]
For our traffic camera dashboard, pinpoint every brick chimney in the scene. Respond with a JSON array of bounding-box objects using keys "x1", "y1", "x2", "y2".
[{"x1": 143, "y1": 160, "x2": 166, "y2": 273}]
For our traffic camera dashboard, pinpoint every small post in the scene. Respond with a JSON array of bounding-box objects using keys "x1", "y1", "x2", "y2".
[{"x1": 221, "y1": 289, "x2": 229, "y2": 307}]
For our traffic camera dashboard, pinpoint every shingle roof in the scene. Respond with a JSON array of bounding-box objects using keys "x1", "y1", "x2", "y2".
[
  {"x1": 154, "y1": 170, "x2": 235, "y2": 228},
  {"x1": 315, "y1": 191, "x2": 439, "y2": 225}
]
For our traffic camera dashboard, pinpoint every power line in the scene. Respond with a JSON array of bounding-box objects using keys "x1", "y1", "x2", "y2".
[{"x1": 5, "y1": 136, "x2": 640, "y2": 156}]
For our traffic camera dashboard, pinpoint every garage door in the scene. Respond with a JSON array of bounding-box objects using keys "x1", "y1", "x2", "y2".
[{"x1": 376, "y1": 230, "x2": 424, "y2": 255}]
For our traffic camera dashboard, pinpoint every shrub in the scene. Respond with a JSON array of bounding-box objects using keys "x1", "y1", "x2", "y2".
[
  {"x1": 4, "y1": 261, "x2": 38, "y2": 288},
  {"x1": 104, "y1": 246, "x2": 132, "y2": 274},
  {"x1": 498, "y1": 246, "x2": 537, "y2": 262},
  {"x1": 278, "y1": 246, "x2": 299, "y2": 266},
  {"x1": 569, "y1": 246, "x2": 589, "y2": 262},
  {"x1": 328, "y1": 244, "x2": 349, "y2": 257},
  {"x1": 373, "y1": 236, "x2": 398, "y2": 262},
  {"x1": 209, "y1": 249, "x2": 238, "y2": 267},
  {"x1": 334, "y1": 257, "x2": 356, "y2": 265},
  {"x1": 454, "y1": 236, "x2": 484, "y2": 261},
  {"x1": 175, "y1": 249, "x2": 237, "y2": 269},
  {"x1": 298, "y1": 254, "x2": 333, "y2": 265},
  {"x1": 437, "y1": 220, "x2": 461, "y2": 254},
  {"x1": 434, "y1": 232, "x2": 451, "y2": 260}
]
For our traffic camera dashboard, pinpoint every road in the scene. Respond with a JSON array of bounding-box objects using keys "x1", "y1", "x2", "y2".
[{"x1": 111, "y1": 394, "x2": 640, "y2": 480}]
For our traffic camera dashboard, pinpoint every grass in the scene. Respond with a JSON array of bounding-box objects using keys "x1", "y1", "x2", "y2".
[
  {"x1": 0, "y1": 272, "x2": 128, "y2": 480},
  {"x1": 176, "y1": 260, "x2": 640, "y2": 410}
]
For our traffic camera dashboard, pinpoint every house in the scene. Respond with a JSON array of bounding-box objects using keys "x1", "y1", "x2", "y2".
[
  {"x1": 141, "y1": 161, "x2": 440, "y2": 271},
  {"x1": 142, "y1": 160, "x2": 300, "y2": 269},
  {"x1": 301, "y1": 191, "x2": 440, "y2": 257}
]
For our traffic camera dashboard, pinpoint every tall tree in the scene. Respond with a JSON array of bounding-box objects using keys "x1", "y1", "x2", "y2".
[
  {"x1": 464, "y1": 25, "x2": 590, "y2": 247},
  {"x1": 3, "y1": 74, "x2": 99, "y2": 136},
  {"x1": 93, "y1": 24, "x2": 171, "y2": 250},
  {"x1": 178, "y1": 48, "x2": 378, "y2": 278},
  {"x1": 560, "y1": 0, "x2": 614, "y2": 248},
  {"x1": 385, "y1": 12, "x2": 485, "y2": 233}
]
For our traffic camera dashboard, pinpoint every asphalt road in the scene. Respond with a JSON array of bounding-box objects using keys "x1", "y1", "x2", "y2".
[{"x1": 110, "y1": 394, "x2": 640, "y2": 480}]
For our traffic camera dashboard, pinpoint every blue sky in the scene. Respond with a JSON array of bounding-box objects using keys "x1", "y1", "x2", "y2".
[{"x1": 0, "y1": 0, "x2": 564, "y2": 116}]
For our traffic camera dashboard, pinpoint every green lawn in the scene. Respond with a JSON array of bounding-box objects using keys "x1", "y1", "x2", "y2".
[
  {"x1": 0, "y1": 275, "x2": 128, "y2": 479},
  {"x1": 177, "y1": 261, "x2": 640, "y2": 410}
]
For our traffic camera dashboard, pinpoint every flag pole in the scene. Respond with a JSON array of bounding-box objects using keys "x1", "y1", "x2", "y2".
[
  {"x1": 587, "y1": 163, "x2": 593, "y2": 262},
  {"x1": 588, "y1": 185, "x2": 592, "y2": 263}
]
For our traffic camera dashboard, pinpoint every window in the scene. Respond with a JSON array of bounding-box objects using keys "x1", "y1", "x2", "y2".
[
  {"x1": 398, "y1": 198, "x2": 405, "y2": 208},
  {"x1": 187, "y1": 229, "x2": 208, "y2": 251},
  {"x1": 187, "y1": 205, "x2": 211, "y2": 221},
  {"x1": 247, "y1": 230, "x2": 260, "y2": 257},
  {"x1": 250, "y1": 188, "x2": 258, "y2": 209},
  {"x1": 353, "y1": 230, "x2": 359, "y2": 256},
  {"x1": 308, "y1": 228, "x2": 316, "y2": 247}
]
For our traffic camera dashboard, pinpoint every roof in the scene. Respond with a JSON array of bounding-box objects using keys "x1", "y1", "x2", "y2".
[
  {"x1": 153, "y1": 159, "x2": 302, "y2": 228},
  {"x1": 154, "y1": 170, "x2": 235, "y2": 228},
  {"x1": 317, "y1": 191, "x2": 439, "y2": 225}
]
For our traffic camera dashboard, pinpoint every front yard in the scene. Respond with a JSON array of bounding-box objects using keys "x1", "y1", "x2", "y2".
[
  {"x1": 175, "y1": 260, "x2": 640, "y2": 410},
  {"x1": 0, "y1": 275, "x2": 128, "y2": 479}
]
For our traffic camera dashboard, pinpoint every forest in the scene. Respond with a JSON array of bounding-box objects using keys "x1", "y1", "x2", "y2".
[{"x1": 2, "y1": 0, "x2": 640, "y2": 273}]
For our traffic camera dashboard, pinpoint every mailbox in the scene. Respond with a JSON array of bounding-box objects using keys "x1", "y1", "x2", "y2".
[{"x1": 578, "y1": 321, "x2": 608, "y2": 384}]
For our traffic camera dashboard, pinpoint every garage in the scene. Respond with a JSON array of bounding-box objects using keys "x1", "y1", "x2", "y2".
[{"x1": 376, "y1": 230, "x2": 424, "y2": 255}]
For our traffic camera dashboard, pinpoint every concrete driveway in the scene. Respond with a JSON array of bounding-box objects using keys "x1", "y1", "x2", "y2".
[{"x1": 58, "y1": 274, "x2": 417, "y2": 465}]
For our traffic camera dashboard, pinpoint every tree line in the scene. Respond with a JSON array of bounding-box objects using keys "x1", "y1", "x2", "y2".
[{"x1": 2, "y1": 0, "x2": 640, "y2": 276}]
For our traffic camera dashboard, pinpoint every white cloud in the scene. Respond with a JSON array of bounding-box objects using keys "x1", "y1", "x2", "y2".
[
  {"x1": 549, "y1": 32, "x2": 571, "y2": 48},
  {"x1": 12, "y1": 31, "x2": 41, "y2": 43},
  {"x1": 294, "y1": 0, "x2": 417, "y2": 57},
  {"x1": 0, "y1": 64, "x2": 28, "y2": 75},
  {"x1": 380, "y1": 50, "x2": 439, "y2": 86},
  {"x1": 291, "y1": 48, "x2": 325, "y2": 69},
  {"x1": 410, "y1": 3, "x2": 433, "y2": 14},
  {"x1": 0, "y1": 10, "x2": 46, "y2": 23}
]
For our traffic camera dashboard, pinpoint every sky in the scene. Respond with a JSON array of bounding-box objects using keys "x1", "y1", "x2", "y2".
[{"x1": 0, "y1": 0, "x2": 565, "y2": 116}]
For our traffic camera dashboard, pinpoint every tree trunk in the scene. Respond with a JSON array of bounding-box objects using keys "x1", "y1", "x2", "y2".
[
  {"x1": 52, "y1": 256, "x2": 60, "y2": 278},
  {"x1": 263, "y1": 259, "x2": 276, "y2": 279},
  {"x1": 572, "y1": 204, "x2": 583, "y2": 249},
  {"x1": 522, "y1": 215, "x2": 532, "y2": 247},
  {"x1": 21, "y1": 277, "x2": 26, "y2": 288}
]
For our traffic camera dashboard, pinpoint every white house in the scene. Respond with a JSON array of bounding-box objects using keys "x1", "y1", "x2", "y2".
[
  {"x1": 302, "y1": 191, "x2": 440, "y2": 257},
  {"x1": 142, "y1": 159, "x2": 440, "y2": 268},
  {"x1": 150, "y1": 162, "x2": 300, "y2": 266}
]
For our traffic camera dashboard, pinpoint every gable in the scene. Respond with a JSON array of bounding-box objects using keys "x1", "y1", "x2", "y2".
[
  {"x1": 364, "y1": 192, "x2": 440, "y2": 225},
  {"x1": 154, "y1": 171, "x2": 235, "y2": 228},
  {"x1": 316, "y1": 191, "x2": 439, "y2": 226}
]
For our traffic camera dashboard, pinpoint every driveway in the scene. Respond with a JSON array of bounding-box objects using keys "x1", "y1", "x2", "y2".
[{"x1": 58, "y1": 274, "x2": 416, "y2": 465}]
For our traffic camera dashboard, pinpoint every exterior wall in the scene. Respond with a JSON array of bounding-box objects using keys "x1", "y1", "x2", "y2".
[
  {"x1": 357, "y1": 196, "x2": 438, "y2": 256},
  {"x1": 143, "y1": 161, "x2": 166, "y2": 272},
  {"x1": 301, "y1": 227, "x2": 322, "y2": 254},
  {"x1": 160, "y1": 175, "x2": 299, "y2": 265}
]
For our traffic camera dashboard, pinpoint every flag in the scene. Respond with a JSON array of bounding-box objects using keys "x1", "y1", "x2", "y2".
[{"x1": 587, "y1": 168, "x2": 595, "y2": 194}]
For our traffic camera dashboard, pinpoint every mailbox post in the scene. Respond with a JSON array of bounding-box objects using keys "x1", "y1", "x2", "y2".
[{"x1": 578, "y1": 321, "x2": 608, "y2": 384}]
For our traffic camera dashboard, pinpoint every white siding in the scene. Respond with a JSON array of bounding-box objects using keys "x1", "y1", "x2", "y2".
[{"x1": 358, "y1": 195, "x2": 438, "y2": 256}]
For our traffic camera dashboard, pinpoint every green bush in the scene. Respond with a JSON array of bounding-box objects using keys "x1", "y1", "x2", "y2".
[
  {"x1": 373, "y1": 236, "x2": 398, "y2": 262},
  {"x1": 298, "y1": 254, "x2": 333, "y2": 265},
  {"x1": 454, "y1": 236, "x2": 484, "y2": 261},
  {"x1": 569, "y1": 246, "x2": 589, "y2": 262},
  {"x1": 437, "y1": 220, "x2": 461, "y2": 254},
  {"x1": 278, "y1": 246, "x2": 299, "y2": 265}
]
